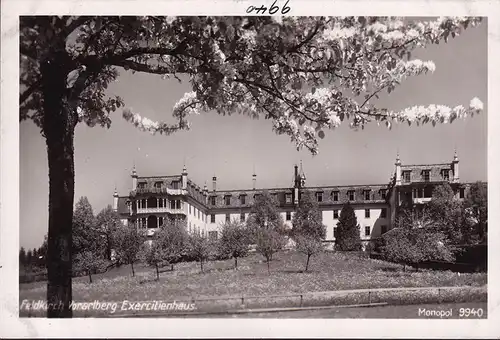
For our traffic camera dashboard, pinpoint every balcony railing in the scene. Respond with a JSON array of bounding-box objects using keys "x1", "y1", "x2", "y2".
[
  {"x1": 136, "y1": 207, "x2": 185, "y2": 215},
  {"x1": 134, "y1": 187, "x2": 186, "y2": 195},
  {"x1": 413, "y1": 197, "x2": 432, "y2": 204}
]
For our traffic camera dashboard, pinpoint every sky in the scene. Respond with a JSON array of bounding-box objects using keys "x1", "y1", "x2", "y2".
[{"x1": 19, "y1": 19, "x2": 488, "y2": 249}]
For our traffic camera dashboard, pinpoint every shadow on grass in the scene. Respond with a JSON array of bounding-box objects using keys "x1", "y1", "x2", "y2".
[{"x1": 379, "y1": 267, "x2": 402, "y2": 273}]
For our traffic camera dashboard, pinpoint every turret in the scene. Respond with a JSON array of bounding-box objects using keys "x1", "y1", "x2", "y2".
[
  {"x1": 182, "y1": 165, "x2": 188, "y2": 190},
  {"x1": 113, "y1": 188, "x2": 119, "y2": 211},
  {"x1": 131, "y1": 165, "x2": 138, "y2": 191},
  {"x1": 395, "y1": 153, "x2": 401, "y2": 186},
  {"x1": 252, "y1": 173, "x2": 257, "y2": 190},
  {"x1": 212, "y1": 176, "x2": 217, "y2": 192},
  {"x1": 452, "y1": 150, "x2": 459, "y2": 183}
]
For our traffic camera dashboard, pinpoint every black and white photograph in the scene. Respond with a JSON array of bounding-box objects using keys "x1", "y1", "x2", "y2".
[{"x1": 1, "y1": 0, "x2": 499, "y2": 338}]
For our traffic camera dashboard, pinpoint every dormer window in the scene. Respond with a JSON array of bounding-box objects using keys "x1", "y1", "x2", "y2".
[
  {"x1": 316, "y1": 192, "x2": 323, "y2": 202},
  {"x1": 172, "y1": 181, "x2": 179, "y2": 189},
  {"x1": 348, "y1": 190, "x2": 355, "y2": 201},
  {"x1": 210, "y1": 196, "x2": 216, "y2": 206},
  {"x1": 138, "y1": 182, "x2": 146, "y2": 189},
  {"x1": 332, "y1": 191, "x2": 339, "y2": 202},
  {"x1": 442, "y1": 169, "x2": 450, "y2": 181},
  {"x1": 402, "y1": 171, "x2": 411, "y2": 183},
  {"x1": 380, "y1": 189, "x2": 387, "y2": 200},
  {"x1": 224, "y1": 195, "x2": 231, "y2": 206},
  {"x1": 154, "y1": 182, "x2": 162, "y2": 189},
  {"x1": 364, "y1": 190, "x2": 371, "y2": 201},
  {"x1": 240, "y1": 194, "x2": 246, "y2": 205},
  {"x1": 422, "y1": 170, "x2": 430, "y2": 182},
  {"x1": 285, "y1": 193, "x2": 292, "y2": 204}
]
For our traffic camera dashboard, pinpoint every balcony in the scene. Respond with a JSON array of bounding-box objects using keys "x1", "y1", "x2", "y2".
[
  {"x1": 413, "y1": 197, "x2": 432, "y2": 204},
  {"x1": 136, "y1": 207, "x2": 186, "y2": 215}
]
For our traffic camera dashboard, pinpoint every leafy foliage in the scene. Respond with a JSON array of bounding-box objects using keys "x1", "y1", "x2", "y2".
[
  {"x1": 72, "y1": 196, "x2": 99, "y2": 255},
  {"x1": 187, "y1": 233, "x2": 214, "y2": 272},
  {"x1": 73, "y1": 250, "x2": 108, "y2": 283},
  {"x1": 114, "y1": 224, "x2": 145, "y2": 276},
  {"x1": 464, "y1": 181, "x2": 488, "y2": 244},
  {"x1": 246, "y1": 191, "x2": 286, "y2": 241},
  {"x1": 95, "y1": 205, "x2": 123, "y2": 260},
  {"x1": 218, "y1": 219, "x2": 251, "y2": 269},
  {"x1": 295, "y1": 235, "x2": 325, "y2": 272},
  {"x1": 157, "y1": 219, "x2": 189, "y2": 267},
  {"x1": 291, "y1": 191, "x2": 327, "y2": 240},
  {"x1": 255, "y1": 227, "x2": 287, "y2": 274},
  {"x1": 336, "y1": 203, "x2": 361, "y2": 251},
  {"x1": 427, "y1": 183, "x2": 465, "y2": 244}
]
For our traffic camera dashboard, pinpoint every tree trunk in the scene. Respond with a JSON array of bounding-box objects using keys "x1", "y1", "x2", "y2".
[
  {"x1": 200, "y1": 259, "x2": 204, "y2": 272},
  {"x1": 131, "y1": 262, "x2": 135, "y2": 277},
  {"x1": 88, "y1": 271, "x2": 92, "y2": 284},
  {"x1": 42, "y1": 54, "x2": 79, "y2": 318},
  {"x1": 234, "y1": 256, "x2": 238, "y2": 269},
  {"x1": 155, "y1": 263, "x2": 159, "y2": 281},
  {"x1": 305, "y1": 254, "x2": 311, "y2": 272},
  {"x1": 267, "y1": 258, "x2": 270, "y2": 274}
]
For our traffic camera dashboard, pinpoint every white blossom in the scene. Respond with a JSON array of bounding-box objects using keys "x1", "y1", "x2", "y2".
[{"x1": 470, "y1": 97, "x2": 484, "y2": 111}]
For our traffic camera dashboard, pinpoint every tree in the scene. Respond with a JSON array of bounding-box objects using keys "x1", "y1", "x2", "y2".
[
  {"x1": 26, "y1": 249, "x2": 33, "y2": 268},
  {"x1": 19, "y1": 247, "x2": 27, "y2": 268},
  {"x1": 427, "y1": 183, "x2": 464, "y2": 245},
  {"x1": 115, "y1": 225, "x2": 144, "y2": 277},
  {"x1": 295, "y1": 236, "x2": 325, "y2": 272},
  {"x1": 73, "y1": 196, "x2": 99, "y2": 255},
  {"x1": 380, "y1": 209, "x2": 455, "y2": 271},
  {"x1": 292, "y1": 191, "x2": 327, "y2": 240},
  {"x1": 255, "y1": 228, "x2": 286, "y2": 274},
  {"x1": 141, "y1": 238, "x2": 166, "y2": 281},
  {"x1": 20, "y1": 16, "x2": 483, "y2": 317},
  {"x1": 218, "y1": 219, "x2": 251, "y2": 269},
  {"x1": 336, "y1": 203, "x2": 361, "y2": 251},
  {"x1": 96, "y1": 205, "x2": 122, "y2": 260},
  {"x1": 73, "y1": 251, "x2": 107, "y2": 283},
  {"x1": 187, "y1": 233, "x2": 213, "y2": 273},
  {"x1": 246, "y1": 191, "x2": 287, "y2": 243},
  {"x1": 159, "y1": 219, "x2": 188, "y2": 269},
  {"x1": 464, "y1": 181, "x2": 488, "y2": 244}
]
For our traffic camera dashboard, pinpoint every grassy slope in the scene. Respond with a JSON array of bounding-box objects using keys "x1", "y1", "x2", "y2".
[{"x1": 19, "y1": 251, "x2": 486, "y2": 303}]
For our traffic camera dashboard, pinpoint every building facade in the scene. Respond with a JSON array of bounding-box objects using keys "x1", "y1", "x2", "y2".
[{"x1": 113, "y1": 152, "x2": 474, "y2": 248}]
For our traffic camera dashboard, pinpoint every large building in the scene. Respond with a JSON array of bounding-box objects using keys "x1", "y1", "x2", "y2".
[{"x1": 113, "y1": 152, "x2": 474, "y2": 248}]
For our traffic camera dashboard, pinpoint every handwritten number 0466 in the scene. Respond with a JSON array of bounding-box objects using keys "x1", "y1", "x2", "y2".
[{"x1": 246, "y1": 0, "x2": 291, "y2": 15}]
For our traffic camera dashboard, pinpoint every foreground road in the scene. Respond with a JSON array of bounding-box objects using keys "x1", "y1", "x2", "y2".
[{"x1": 199, "y1": 302, "x2": 488, "y2": 319}]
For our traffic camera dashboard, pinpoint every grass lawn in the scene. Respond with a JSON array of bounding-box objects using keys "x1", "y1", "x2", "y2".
[{"x1": 20, "y1": 251, "x2": 486, "y2": 307}]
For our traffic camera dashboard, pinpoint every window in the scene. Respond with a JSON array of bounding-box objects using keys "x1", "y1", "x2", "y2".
[
  {"x1": 381, "y1": 225, "x2": 387, "y2": 234},
  {"x1": 240, "y1": 213, "x2": 245, "y2": 222},
  {"x1": 189, "y1": 205, "x2": 191, "y2": 214},
  {"x1": 210, "y1": 196, "x2": 216, "y2": 206},
  {"x1": 170, "y1": 200, "x2": 176, "y2": 209},
  {"x1": 159, "y1": 217, "x2": 164, "y2": 227},
  {"x1": 316, "y1": 192, "x2": 323, "y2": 202},
  {"x1": 364, "y1": 190, "x2": 371, "y2": 201},
  {"x1": 272, "y1": 193, "x2": 279, "y2": 202},
  {"x1": 333, "y1": 210, "x2": 339, "y2": 219},
  {"x1": 422, "y1": 170, "x2": 430, "y2": 182},
  {"x1": 380, "y1": 189, "x2": 387, "y2": 200},
  {"x1": 138, "y1": 182, "x2": 146, "y2": 189},
  {"x1": 403, "y1": 171, "x2": 411, "y2": 183},
  {"x1": 332, "y1": 191, "x2": 339, "y2": 201},
  {"x1": 240, "y1": 195, "x2": 246, "y2": 205},
  {"x1": 334, "y1": 227, "x2": 338, "y2": 238},
  {"x1": 459, "y1": 188, "x2": 465, "y2": 199},
  {"x1": 210, "y1": 214, "x2": 215, "y2": 223},
  {"x1": 348, "y1": 190, "x2": 355, "y2": 201},
  {"x1": 285, "y1": 193, "x2": 292, "y2": 204},
  {"x1": 380, "y1": 208, "x2": 387, "y2": 218},
  {"x1": 154, "y1": 182, "x2": 162, "y2": 189},
  {"x1": 225, "y1": 195, "x2": 231, "y2": 206},
  {"x1": 172, "y1": 181, "x2": 179, "y2": 189},
  {"x1": 365, "y1": 226, "x2": 371, "y2": 237},
  {"x1": 208, "y1": 231, "x2": 218, "y2": 241},
  {"x1": 286, "y1": 211, "x2": 291, "y2": 221},
  {"x1": 225, "y1": 214, "x2": 230, "y2": 223},
  {"x1": 442, "y1": 169, "x2": 450, "y2": 181},
  {"x1": 365, "y1": 209, "x2": 370, "y2": 218},
  {"x1": 177, "y1": 200, "x2": 181, "y2": 209}
]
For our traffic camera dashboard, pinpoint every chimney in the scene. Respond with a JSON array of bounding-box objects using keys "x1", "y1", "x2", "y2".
[
  {"x1": 131, "y1": 165, "x2": 138, "y2": 191},
  {"x1": 294, "y1": 165, "x2": 299, "y2": 188},
  {"x1": 212, "y1": 176, "x2": 217, "y2": 192},
  {"x1": 252, "y1": 173, "x2": 257, "y2": 190}
]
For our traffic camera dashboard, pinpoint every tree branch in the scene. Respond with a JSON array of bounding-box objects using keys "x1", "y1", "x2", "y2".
[{"x1": 20, "y1": 79, "x2": 42, "y2": 105}]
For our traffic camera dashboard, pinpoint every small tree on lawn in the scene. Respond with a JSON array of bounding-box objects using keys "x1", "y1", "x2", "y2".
[
  {"x1": 160, "y1": 219, "x2": 188, "y2": 270},
  {"x1": 115, "y1": 225, "x2": 144, "y2": 277},
  {"x1": 255, "y1": 227, "x2": 286, "y2": 274},
  {"x1": 218, "y1": 219, "x2": 251, "y2": 269},
  {"x1": 141, "y1": 238, "x2": 166, "y2": 281},
  {"x1": 187, "y1": 233, "x2": 213, "y2": 273},
  {"x1": 246, "y1": 191, "x2": 287, "y2": 241},
  {"x1": 73, "y1": 196, "x2": 99, "y2": 256},
  {"x1": 295, "y1": 236, "x2": 325, "y2": 272},
  {"x1": 73, "y1": 251, "x2": 107, "y2": 283},
  {"x1": 427, "y1": 183, "x2": 464, "y2": 245},
  {"x1": 96, "y1": 205, "x2": 123, "y2": 260},
  {"x1": 292, "y1": 191, "x2": 326, "y2": 271},
  {"x1": 336, "y1": 203, "x2": 361, "y2": 251}
]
